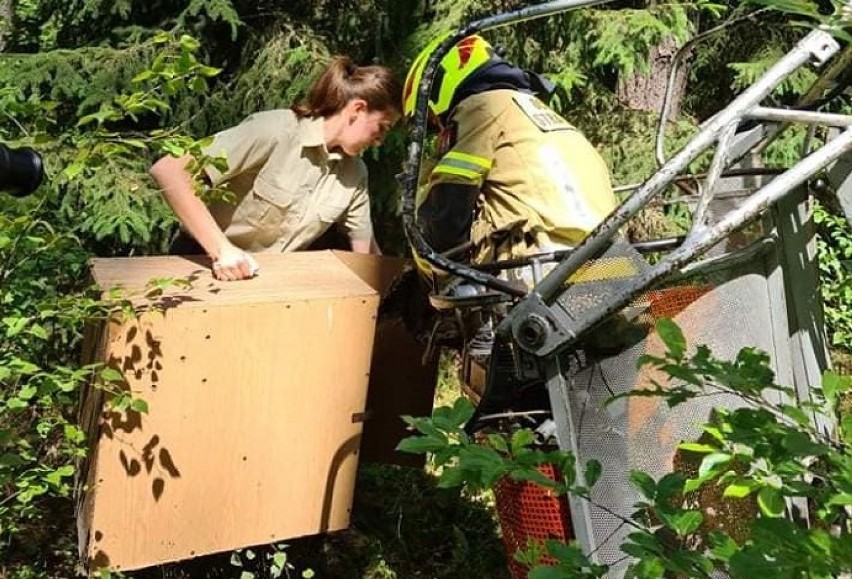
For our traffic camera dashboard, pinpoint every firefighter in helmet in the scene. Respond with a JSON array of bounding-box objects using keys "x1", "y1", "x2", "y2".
[{"x1": 403, "y1": 34, "x2": 618, "y2": 290}]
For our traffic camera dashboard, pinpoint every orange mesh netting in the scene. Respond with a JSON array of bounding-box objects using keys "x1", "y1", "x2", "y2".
[
  {"x1": 493, "y1": 284, "x2": 713, "y2": 578},
  {"x1": 644, "y1": 284, "x2": 713, "y2": 321},
  {"x1": 494, "y1": 463, "x2": 572, "y2": 579}
]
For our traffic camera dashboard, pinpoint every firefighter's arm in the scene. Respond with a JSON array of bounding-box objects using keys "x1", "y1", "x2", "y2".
[
  {"x1": 419, "y1": 98, "x2": 500, "y2": 253},
  {"x1": 419, "y1": 181, "x2": 480, "y2": 253}
]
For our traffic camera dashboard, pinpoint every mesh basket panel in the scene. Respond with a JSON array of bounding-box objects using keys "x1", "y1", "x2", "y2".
[
  {"x1": 553, "y1": 237, "x2": 652, "y2": 323},
  {"x1": 494, "y1": 463, "x2": 573, "y2": 579},
  {"x1": 564, "y1": 262, "x2": 776, "y2": 575}
]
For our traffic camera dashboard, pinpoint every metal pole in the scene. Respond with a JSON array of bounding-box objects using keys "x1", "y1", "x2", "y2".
[
  {"x1": 526, "y1": 127, "x2": 852, "y2": 354},
  {"x1": 529, "y1": 29, "x2": 840, "y2": 306}
]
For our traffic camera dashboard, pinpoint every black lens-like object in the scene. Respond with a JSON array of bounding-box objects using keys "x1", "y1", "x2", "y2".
[{"x1": 0, "y1": 143, "x2": 44, "y2": 197}]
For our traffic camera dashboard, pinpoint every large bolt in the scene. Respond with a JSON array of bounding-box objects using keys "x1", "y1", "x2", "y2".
[{"x1": 518, "y1": 314, "x2": 550, "y2": 350}]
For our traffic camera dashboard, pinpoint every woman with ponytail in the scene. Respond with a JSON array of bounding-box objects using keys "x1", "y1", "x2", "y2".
[{"x1": 150, "y1": 56, "x2": 401, "y2": 281}]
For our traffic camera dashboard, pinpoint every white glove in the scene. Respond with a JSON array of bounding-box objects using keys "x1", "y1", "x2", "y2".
[{"x1": 212, "y1": 245, "x2": 260, "y2": 281}]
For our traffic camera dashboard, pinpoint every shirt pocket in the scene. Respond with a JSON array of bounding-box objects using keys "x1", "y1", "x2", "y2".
[
  {"x1": 235, "y1": 178, "x2": 305, "y2": 246},
  {"x1": 315, "y1": 199, "x2": 348, "y2": 225}
]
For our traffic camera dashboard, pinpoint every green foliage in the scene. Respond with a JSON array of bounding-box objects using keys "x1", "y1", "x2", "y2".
[
  {"x1": 621, "y1": 319, "x2": 852, "y2": 578},
  {"x1": 397, "y1": 399, "x2": 608, "y2": 577},
  {"x1": 744, "y1": 0, "x2": 852, "y2": 40},
  {"x1": 815, "y1": 204, "x2": 852, "y2": 349},
  {"x1": 330, "y1": 462, "x2": 510, "y2": 578},
  {"x1": 0, "y1": 202, "x2": 188, "y2": 577},
  {"x1": 586, "y1": 5, "x2": 695, "y2": 79},
  {"x1": 201, "y1": 24, "x2": 329, "y2": 130},
  {"x1": 517, "y1": 540, "x2": 608, "y2": 579},
  {"x1": 399, "y1": 397, "x2": 603, "y2": 497},
  {"x1": 3, "y1": 0, "x2": 851, "y2": 576},
  {"x1": 400, "y1": 318, "x2": 852, "y2": 577},
  {"x1": 0, "y1": 201, "x2": 107, "y2": 572},
  {"x1": 2, "y1": 32, "x2": 225, "y2": 255},
  {"x1": 229, "y1": 543, "x2": 315, "y2": 579},
  {"x1": 728, "y1": 45, "x2": 817, "y2": 99},
  {"x1": 6, "y1": 0, "x2": 242, "y2": 51},
  {"x1": 0, "y1": 227, "x2": 83, "y2": 514},
  {"x1": 0, "y1": 30, "x2": 217, "y2": 576}
]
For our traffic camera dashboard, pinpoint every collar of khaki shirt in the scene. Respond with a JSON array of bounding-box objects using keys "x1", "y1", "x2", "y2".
[{"x1": 298, "y1": 115, "x2": 345, "y2": 163}]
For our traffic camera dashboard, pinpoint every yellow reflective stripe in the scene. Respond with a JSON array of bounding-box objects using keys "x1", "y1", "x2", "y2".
[
  {"x1": 566, "y1": 257, "x2": 639, "y2": 284},
  {"x1": 432, "y1": 164, "x2": 482, "y2": 182},
  {"x1": 434, "y1": 152, "x2": 492, "y2": 183},
  {"x1": 443, "y1": 151, "x2": 492, "y2": 170}
]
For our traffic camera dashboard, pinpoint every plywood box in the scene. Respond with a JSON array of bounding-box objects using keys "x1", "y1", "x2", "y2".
[
  {"x1": 77, "y1": 251, "x2": 405, "y2": 572},
  {"x1": 331, "y1": 252, "x2": 438, "y2": 467}
]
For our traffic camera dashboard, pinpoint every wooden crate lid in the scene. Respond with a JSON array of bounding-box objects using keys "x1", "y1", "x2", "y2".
[{"x1": 88, "y1": 251, "x2": 377, "y2": 307}]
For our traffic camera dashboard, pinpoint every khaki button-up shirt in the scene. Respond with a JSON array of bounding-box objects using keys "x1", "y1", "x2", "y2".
[{"x1": 203, "y1": 109, "x2": 373, "y2": 253}]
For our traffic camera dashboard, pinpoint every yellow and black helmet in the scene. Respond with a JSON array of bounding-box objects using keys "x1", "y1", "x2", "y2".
[{"x1": 402, "y1": 34, "x2": 495, "y2": 120}]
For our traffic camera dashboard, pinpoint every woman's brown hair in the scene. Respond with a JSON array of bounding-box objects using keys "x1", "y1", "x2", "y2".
[{"x1": 292, "y1": 56, "x2": 402, "y2": 118}]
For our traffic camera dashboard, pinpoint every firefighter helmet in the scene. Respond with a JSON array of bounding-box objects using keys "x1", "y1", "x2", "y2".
[{"x1": 402, "y1": 34, "x2": 495, "y2": 120}]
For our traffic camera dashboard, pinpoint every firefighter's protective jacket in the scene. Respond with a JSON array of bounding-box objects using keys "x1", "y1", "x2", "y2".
[{"x1": 417, "y1": 88, "x2": 618, "y2": 271}]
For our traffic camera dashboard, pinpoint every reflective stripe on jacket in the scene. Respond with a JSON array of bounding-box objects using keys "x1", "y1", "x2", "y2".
[{"x1": 418, "y1": 89, "x2": 617, "y2": 271}]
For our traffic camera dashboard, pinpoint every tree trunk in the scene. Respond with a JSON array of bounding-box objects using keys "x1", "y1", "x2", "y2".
[
  {"x1": 616, "y1": 35, "x2": 688, "y2": 118},
  {"x1": 0, "y1": 0, "x2": 12, "y2": 52}
]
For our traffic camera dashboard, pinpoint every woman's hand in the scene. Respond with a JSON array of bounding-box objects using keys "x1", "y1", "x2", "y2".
[
  {"x1": 351, "y1": 236, "x2": 382, "y2": 255},
  {"x1": 212, "y1": 244, "x2": 260, "y2": 281}
]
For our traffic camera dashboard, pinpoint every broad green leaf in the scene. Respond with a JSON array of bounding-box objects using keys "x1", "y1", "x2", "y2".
[
  {"x1": 656, "y1": 318, "x2": 686, "y2": 360},
  {"x1": 190, "y1": 77, "x2": 207, "y2": 93},
  {"x1": 841, "y1": 415, "x2": 852, "y2": 446},
  {"x1": 826, "y1": 492, "x2": 852, "y2": 506},
  {"x1": 198, "y1": 65, "x2": 222, "y2": 77},
  {"x1": 100, "y1": 367, "x2": 124, "y2": 382},
  {"x1": 709, "y1": 531, "x2": 739, "y2": 561},
  {"x1": 271, "y1": 551, "x2": 287, "y2": 568},
  {"x1": 779, "y1": 404, "x2": 810, "y2": 426},
  {"x1": 584, "y1": 459, "x2": 602, "y2": 487},
  {"x1": 723, "y1": 479, "x2": 758, "y2": 498},
  {"x1": 510, "y1": 428, "x2": 535, "y2": 452},
  {"x1": 10, "y1": 359, "x2": 39, "y2": 375},
  {"x1": 132, "y1": 70, "x2": 154, "y2": 83},
  {"x1": 4, "y1": 316, "x2": 29, "y2": 337},
  {"x1": 510, "y1": 468, "x2": 555, "y2": 488},
  {"x1": 656, "y1": 473, "x2": 685, "y2": 501},
  {"x1": 781, "y1": 431, "x2": 828, "y2": 457},
  {"x1": 18, "y1": 384, "x2": 37, "y2": 400},
  {"x1": 396, "y1": 436, "x2": 447, "y2": 455},
  {"x1": 27, "y1": 324, "x2": 48, "y2": 340},
  {"x1": 437, "y1": 467, "x2": 465, "y2": 488},
  {"x1": 545, "y1": 540, "x2": 585, "y2": 563},
  {"x1": 698, "y1": 452, "x2": 732, "y2": 479},
  {"x1": 180, "y1": 35, "x2": 201, "y2": 51},
  {"x1": 677, "y1": 442, "x2": 718, "y2": 453},
  {"x1": 486, "y1": 433, "x2": 509, "y2": 453},
  {"x1": 629, "y1": 555, "x2": 666, "y2": 578},
  {"x1": 130, "y1": 398, "x2": 149, "y2": 414},
  {"x1": 45, "y1": 464, "x2": 75, "y2": 486},
  {"x1": 757, "y1": 486, "x2": 785, "y2": 517},
  {"x1": 704, "y1": 424, "x2": 725, "y2": 442},
  {"x1": 665, "y1": 510, "x2": 704, "y2": 536},
  {"x1": 821, "y1": 370, "x2": 850, "y2": 407},
  {"x1": 7, "y1": 398, "x2": 29, "y2": 410},
  {"x1": 630, "y1": 470, "x2": 656, "y2": 499}
]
